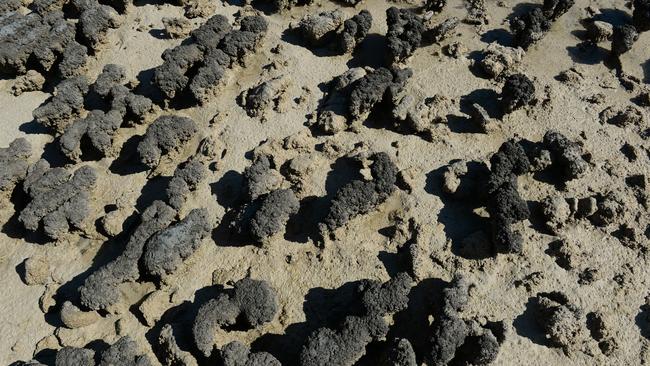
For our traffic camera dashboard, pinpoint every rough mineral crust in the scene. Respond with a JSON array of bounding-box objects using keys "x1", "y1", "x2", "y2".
[
  {"x1": 0, "y1": 138, "x2": 31, "y2": 202},
  {"x1": 0, "y1": 10, "x2": 79, "y2": 75},
  {"x1": 33, "y1": 76, "x2": 89, "y2": 134},
  {"x1": 386, "y1": 7, "x2": 425, "y2": 64},
  {"x1": 73, "y1": 0, "x2": 122, "y2": 49},
  {"x1": 99, "y1": 336, "x2": 153, "y2": 365},
  {"x1": 479, "y1": 43, "x2": 525, "y2": 79},
  {"x1": 59, "y1": 110, "x2": 123, "y2": 162},
  {"x1": 242, "y1": 155, "x2": 284, "y2": 201},
  {"x1": 19, "y1": 160, "x2": 97, "y2": 239},
  {"x1": 193, "y1": 278, "x2": 278, "y2": 356},
  {"x1": 154, "y1": 14, "x2": 268, "y2": 104},
  {"x1": 533, "y1": 292, "x2": 588, "y2": 354},
  {"x1": 239, "y1": 76, "x2": 291, "y2": 119},
  {"x1": 249, "y1": 188, "x2": 300, "y2": 241},
  {"x1": 612, "y1": 24, "x2": 639, "y2": 57},
  {"x1": 510, "y1": 8, "x2": 551, "y2": 49},
  {"x1": 323, "y1": 152, "x2": 398, "y2": 231},
  {"x1": 166, "y1": 159, "x2": 207, "y2": 210},
  {"x1": 220, "y1": 341, "x2": 281, "y2": 366},
  {"x1": 136, "y1": 115, "x2": 198, "y2": 169},
  {"x1": 300, "y1": 273, "x2": 413, "y2": 366},
  {"x1": 429, "y1": 276, "x2": 504, "y2": 365},
  {"x1": 79, "y1": 201, "x2": 176, "y2": 310},
  {"x1": 157, "y1": 324, "x2": 199, "y2": 366},
  {"x1": 162, "y1": 17, "x2": 192, "y2": 39},
  {"x1": 500, "y1": 73, "x2": 535, "y2": 113},
  {"x1": 142, "y1": 208, "x2": 211, "y2": 277},
  {"x1": 348, "y1": 66, "x2": 412, "y2": 125},
  {"x1": 297, "y1": 9, "x2": 345, "y2": 46},
  {"x1": 337, "y1": 10, "x2": 372, "y2": 54},
  {"x1": 55, "y1": 347, "x2": 95, "y2": 366},
  {"x1": 11, "y1": 70, "x2": 46, "y2": 95},
  {"x1": 542, "y1": 130, "x2": 589, "y2": 181},
  {"x1": 486, "y1": 140, "x2": 531, "y2": 253}
]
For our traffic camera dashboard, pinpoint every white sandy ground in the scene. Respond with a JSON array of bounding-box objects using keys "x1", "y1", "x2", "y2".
[{"x1": 1, "y1": 0, "x2": 650, "y2": 364}]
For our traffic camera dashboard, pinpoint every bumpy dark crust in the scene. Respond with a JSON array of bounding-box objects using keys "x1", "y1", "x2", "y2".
[
  {"x1": 486, "y1": 140, "x2": 531, "y2": 253},
  {"x1": 99, "y1": 336, "x2": 153, "y2": 366},
  {"x1": 542, "y1": 0, "x2": 574, "y2": 21},
  {"x1": 349, "y1": 67, "x2": 412, "y2": 120},
  {"x1": 500, "y1": 73, "x2": 535, "y2": 113},
  {"x1": 154, "y1": 14, "x2": 267, "y2": 104},
  {"x1": 142, "y1": 208, "x2": 211, "y2": 277},
  {"x1": 430, "y1": 276, "x2": 503, "y2": 366},
  {"x1": 337, "y1": 10, "x2": 372, "y2": 54},
  {"x1": 324, "y1": 152, "x2": 398, "y2": 230},
  {"x1": 136, "y1": 115, "x2": 198, "y2": 169},
  {"x1": 611, "y1": 25, "x2": 639, "y2": 56},
  {"x1": 0, "y1": 138, "x2": 31, "y2": 198},
  {"x1": 166, "y1": 159, "x2": 207, "y2": 210},
  {"x1": 386, "y1": 7, "x2": 425, "y2": 64},
  {"x1": 80, "y1": 201, "x2": 176, "y2": 310},
  {"x1": 510, "y1": 8, "x2": 551, "y2": 49},
  {"x1": 542, "y1": 130, "x2": 588, "y2": 181},
  {"x1": 249, "y1": 188, "x2": 300, "y2": 241},
  {"x1": 0, "y1": 10, "x2": 78, "y2": 75},
  {"x1": 300, "y1": 273, "x2": 412, "y2": 366},
  {"x1": 193, "y1": 278, "x2": 279, "y2": 357},
  {"x1": 19, "y1": 161, "x2": 97, "y2": 239},
  {"x1": 55, "y1": 347, "x2": 95, "y2": 366},
  {"x1": 221, "y1": 341, "x2": 281, "y2": 366},
  {"x1": 33, "y1": 76, "x2": 89, "y2": 134}
]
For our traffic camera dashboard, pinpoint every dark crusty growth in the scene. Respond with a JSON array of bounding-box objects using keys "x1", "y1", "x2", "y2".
[
  {"x1": 59, "y1": 64, "x2": 152, "y2": 162},
  {"x1": 154, "y1": 14, "x2": 267, "y2": 104},
  {"x1": 486, "y1": 140, "x2": 531, "y2": 253},
  {"x1": 80, "y1": 201, "x2": 176, "y2": 310},
  {"x1": 99, "y1": 336, "x2": 153, "y2": 366},
  {"x1": 542, "y1": 0, "x2": 574, "y2": 21},
  {"x1": 59, "y1": 110, "x2": 123, "y2": 162},
  {"x1": 242, "y1": 155, "x2": 282, "y2": 201},
  {"x1": 510, "y1": 8, "x2": 551, "y2": 49},
  {"x1": 19, "y1": 160, "x2": 97, "y2": 239},
  {"x1": 349, "y1": 67, "x2": 412, "y2": 121},
  {"x1": 425, "y1": 0, "x2": 447, "y2": 13},
  {"x1": 510, "y1": 0, "x2": 573, "y2": 48},
  {"x1": 386, "y1": 7, "x2": 425, "y2": 64},
  {"x1": 500, "y1": 73, "x2": 535, "y2": 113},
  {"x1": 136, "y1": 115, "x2": 198, "y2": 169},
  {"x1": 430, "y1": 276, "x2": 503, "y2": 366},
  {"x1": 337, "y1": 10, "x2": 372, "y2": 54},
  {"x1": 324, "y1": 152, "x2": 398, "y2": 230},
  {"x1": 381, "y1": 338, "x2": 417, "y2": 366},
  {"x1": 142, "y1": 208, "x2": 211, "y2": 277},
  {"x1": 72, "y1": 0, "x2": 121, "y2": 49},
  {"x1": 0, "y1": 10, "x2": 79, "y2": 76},
  {"x1": 542, "y1": 130, "x2": 588, "y2": 181},
  {"x1": 300, "y1": 273, "x2": 413, "y2": 366},
  {"x1": 220, "y1": 341, "x2": 281, "y2": 366},
  {"x1": 55, "y1": 346, "x2": 95, "y2": 366},
  {"x1": 0, "y1": 138, "x2": 31, "y2": 200},
  {"x1": 166, "y1": 159, "x2": 207, "y2": 210},
  {"x1": 193, "y1": 278, "x2": 278, "y2": 357},
  {"x1": 249, "y1": 188, "x2": 300, "y2": 241},
  {"x1": 611, "y1": 24, "x2": 639, "y2": 56},
  {"x1": 33, "y1": 76, "x2": 90, "y2": 134}
]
